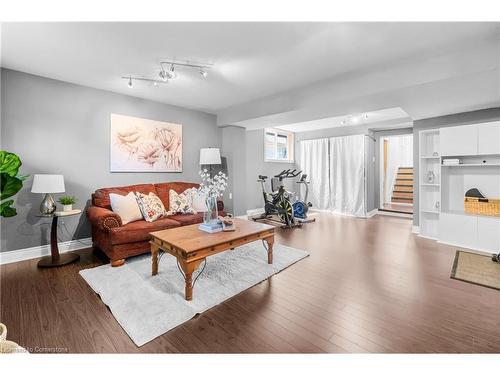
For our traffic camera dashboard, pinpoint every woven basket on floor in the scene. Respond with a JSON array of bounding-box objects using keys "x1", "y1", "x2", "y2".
[{"x1": 464, "y1": 197, "x2": 500, "y2": 217}]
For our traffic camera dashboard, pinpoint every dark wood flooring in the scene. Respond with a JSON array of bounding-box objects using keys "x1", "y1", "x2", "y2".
[
  {"x1": 1, "y1": 213, "x2": 500, "y2": 353},
  {"x1": 380, "y1": 203, "x2": 413, "y2": 215}
]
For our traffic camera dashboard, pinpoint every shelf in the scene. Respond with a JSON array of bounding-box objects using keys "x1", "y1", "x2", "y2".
[
  {"x1": 441, "y1": 209, "x2": 500, "y2": 219},
  {"x1": 420, "y1": 183, "x2": 440, "y2": 187},
  {"x1": 420, "y1": 156, "x2": 440, "y2": 159},
  {"x1": 441, "y1": 163, "x2": 500, "y2": 167}
]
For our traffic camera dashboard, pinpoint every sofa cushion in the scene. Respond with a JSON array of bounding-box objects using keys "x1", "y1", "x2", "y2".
[
  {"x1": 135, "y1": 192, "x2": 167, "y2": 222},
  {"x1": 168, "y1": 188, "x2": 197, "y2": 214},
  {"x1": 109, "y1": 217, "x2": 180, "y2": 245},
  {"x1": 168, "y1": 213, "x2": 205, "y2": 226},
  {"x1": 109, "y1": 192, "x2": 143, "y2": 224},
  {"x1": 93, "y1": 183, "x2": 157, "y2": 209},
  {"x1": 154, "y1": 182, "x2": 199, "y2": 210}
]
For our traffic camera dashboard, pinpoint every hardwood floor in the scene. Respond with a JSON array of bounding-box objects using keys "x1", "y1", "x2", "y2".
[
  {"x1": 380, "y1": 203, "x2": 413, "y2": 215},
  {"x1": 1, "y1": 213, "x2": 500, "y2": 353}
]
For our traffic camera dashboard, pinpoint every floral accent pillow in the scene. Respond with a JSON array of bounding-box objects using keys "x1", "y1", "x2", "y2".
[
  {"x1": 134, "y1": 192, "x2": 167, "y2": 222},
  {"x1": 168, "y1": 188, "x2": 197, "y2": 214}
]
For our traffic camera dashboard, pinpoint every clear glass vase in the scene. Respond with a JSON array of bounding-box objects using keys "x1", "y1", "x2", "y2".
[{"x1": 203, "y1": 196, "x2": 219, "y2": 225}]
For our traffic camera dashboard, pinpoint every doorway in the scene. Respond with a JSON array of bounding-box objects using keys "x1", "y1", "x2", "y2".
[{"x1": 379, "y1": 134, "x2": 413, "y2": 215}]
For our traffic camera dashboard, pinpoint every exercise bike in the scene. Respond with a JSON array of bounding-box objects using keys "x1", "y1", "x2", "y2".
[
  {"x1": 253, "y1": 169, "x2": 302, "y2": 228},
  {"x1": 292, "y1": 174, "x2": 316, "y2": 223}
]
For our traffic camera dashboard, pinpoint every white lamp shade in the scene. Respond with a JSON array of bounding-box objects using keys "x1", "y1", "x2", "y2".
[
  {"x1": 199, "y1": 148, "x2": 221, "y2": 165},
  {"x1": 31, "y1": 174, "x2": 65, "y2": 193}
]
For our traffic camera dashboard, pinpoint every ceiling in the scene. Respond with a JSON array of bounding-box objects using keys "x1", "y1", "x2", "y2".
[
  {"x1": 277, "y1": 107, "x2": 410, "y2": 133},
  {"x1": 2, "y1": 22, "x2": 500, "y2": 115}
]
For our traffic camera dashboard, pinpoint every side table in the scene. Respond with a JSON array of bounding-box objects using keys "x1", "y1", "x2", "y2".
[{"x1": 37, "y1": 209, "x2": 82, "y2": 268}]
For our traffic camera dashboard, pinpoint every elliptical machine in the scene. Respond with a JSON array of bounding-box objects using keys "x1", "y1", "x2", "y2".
[
  {"x1": 292, "y1": 174, "x2": 316, "y2": 223},
  {"x1": 253, "y1": 169, "x2": 302, "y2": 228}
]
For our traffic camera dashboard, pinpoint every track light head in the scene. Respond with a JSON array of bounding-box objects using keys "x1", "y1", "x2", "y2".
[
  {"x1": 127, "y1": 76, "x2": 133, "y2": 88},
  {"x1": 199, "y1": 69, "x2": 208, "y2": 78},
  {"x1": 159, "y1": 70, "x2": 169, "y2": 82},
  {"x1": 166, "y1": 64, "x2": 176, "y2": 79}
]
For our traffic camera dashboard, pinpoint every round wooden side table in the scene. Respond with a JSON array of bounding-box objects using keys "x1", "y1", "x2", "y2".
[{"x1": 37, "y1": 209, "x2": 82, "y2": 268}]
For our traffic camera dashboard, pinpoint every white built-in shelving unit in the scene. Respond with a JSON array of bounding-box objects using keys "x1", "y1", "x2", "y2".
[
  {"x1": 419, "y1": 129, "x2": 441, "y2": 239},
  {"x1": 418, "y1": 121, "x2": 500, "y2": 253}
]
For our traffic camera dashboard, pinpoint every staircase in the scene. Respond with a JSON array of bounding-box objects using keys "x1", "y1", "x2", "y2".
[{"x1": 391, "y1": 167, "x2": 413, "y2": 204}]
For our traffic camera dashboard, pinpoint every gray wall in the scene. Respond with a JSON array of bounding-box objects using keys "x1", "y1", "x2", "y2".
[
  {"x1": 221, "y1": 126, "x2": 247, "y2": 215},
  {"x1": 413, "y1": 107, "x2": 500, "y2": 226},
  {"x1": 1, "y1": 69, "x2": 220, "y2": 252}
]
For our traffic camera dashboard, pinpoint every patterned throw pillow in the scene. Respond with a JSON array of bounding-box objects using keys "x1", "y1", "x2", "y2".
[
  {"x1": 168, "y1": 188, "x2": 197, "y2": 214},
  {"x1": 134, "y1": 192, "x2": 167, "y2": 222}
]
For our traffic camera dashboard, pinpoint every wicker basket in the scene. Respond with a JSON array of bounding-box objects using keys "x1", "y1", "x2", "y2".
[{"x1": 464, "y1": 197, "x2": 500, "y2": 217}]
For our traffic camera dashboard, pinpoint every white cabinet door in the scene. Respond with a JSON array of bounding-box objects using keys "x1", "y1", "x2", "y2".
[
  {"x1": 478, "y1": 121, "x2": 500, "y2": 155},
  {"x1": 477, "y1": 217, "x2": 500, "y2": 252},
  {"x1": 439, "y1": 212, "x2": 477, "y2": 249},
  {"x1": 440, "y1": 125, "x2": 478, "y2": 156}
]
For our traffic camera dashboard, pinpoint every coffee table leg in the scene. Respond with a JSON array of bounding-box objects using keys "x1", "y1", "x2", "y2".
[
  {"x1": 180, "y1": 259, "x2": 204, "y2": 301},
  {"x1": 265, "y1": 236, "x2": 274, "y2": 264},
  {"x1": 151, "y1": 243, "x2": 159, "y2": 276}
]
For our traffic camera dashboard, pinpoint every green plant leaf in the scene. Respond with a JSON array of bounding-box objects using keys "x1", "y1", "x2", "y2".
[
  {"x1": 0, "y1": 199, "x2": 17, "y2": 217},
  {"x1": 0, "y1": 173, "x2": 23, "y2": 200},
  {"x1": 0, "y1": 151, "x2": 22, "y2": 177}
]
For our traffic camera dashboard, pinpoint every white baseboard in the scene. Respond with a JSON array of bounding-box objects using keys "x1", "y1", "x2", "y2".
[
  {"x1": 366, "y1": 209, "x2": 378, "y2": 218},
  {"x1": 412, "y1": 225, "x2": 420, "y2": 234},
  {"x1": 437, "y1": 240, "x2": 496, "y2": 255},
  {"x1": 0, "y1": 237, "x2": 92, "y2": 265}
]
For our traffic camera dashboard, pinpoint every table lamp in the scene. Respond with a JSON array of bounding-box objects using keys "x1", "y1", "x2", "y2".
[
  {"x1": 199, "y1": 148, "x2": 221, "y2": 177},
  {"x1": 31, "y1": 174, "x2": 65, "y2": 215}
]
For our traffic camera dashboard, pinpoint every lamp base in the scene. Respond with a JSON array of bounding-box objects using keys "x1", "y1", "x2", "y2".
[
  {"x1": 38, "y1": 252, "x2": 80, "y2": 268},
  {"x1": 40, "y1": 193, "x2": 56, "y2": 215}
]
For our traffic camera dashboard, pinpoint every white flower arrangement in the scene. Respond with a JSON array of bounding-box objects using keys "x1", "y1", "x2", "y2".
[{"x1": 198, "y1": 169, "x2": 228, "y2": 198}]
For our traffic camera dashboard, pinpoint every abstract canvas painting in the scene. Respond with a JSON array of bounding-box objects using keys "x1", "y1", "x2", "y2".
[{"x1": 110, "y1": 114, "x2": 182, "y2": 172}]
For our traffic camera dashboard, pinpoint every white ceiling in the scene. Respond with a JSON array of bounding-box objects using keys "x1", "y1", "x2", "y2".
[
  {"x1": 2, "y1": 22, "x2": 500, "y2": 115},
  {"x1": 277, "y1": 107, "x2": 410, "y2": 133}
]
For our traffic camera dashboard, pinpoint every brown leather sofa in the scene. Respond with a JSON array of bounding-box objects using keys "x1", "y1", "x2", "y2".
[{"x1": 87, "y1": 182, "x2": 224, "y2": 266}]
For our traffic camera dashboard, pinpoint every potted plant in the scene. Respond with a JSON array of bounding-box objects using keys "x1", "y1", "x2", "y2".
[
  {"x1": 0, "y1": 150, "x2": 28, "y2": 217},
  {"x1": 58, "y1": 195, "x2": 77, "y2": 212}
]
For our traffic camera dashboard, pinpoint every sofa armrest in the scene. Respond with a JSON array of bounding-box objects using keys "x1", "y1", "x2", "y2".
[
  {"x1": 87, "y1": 206, "x2": 122, "y2": 232},
  {"x1": 217, "y1": 199, "x2": 224, "y2": 212}
]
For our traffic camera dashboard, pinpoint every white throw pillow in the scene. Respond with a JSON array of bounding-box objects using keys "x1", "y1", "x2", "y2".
[
  {"x1": 168, "y1": 188, "x2": 197, "y2": 214},
  {"x1": 109, "y1": 192, "x2": 143, "y2": 225}
]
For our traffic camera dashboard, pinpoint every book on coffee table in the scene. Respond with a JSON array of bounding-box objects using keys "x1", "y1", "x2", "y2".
[{"x1": 198, "y1": 221, "x2": 223, "y2": 233}]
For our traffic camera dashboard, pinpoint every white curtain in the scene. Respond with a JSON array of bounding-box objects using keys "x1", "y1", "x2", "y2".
[
  {"x1": 329, "y1": 134, "x2": 366, "y2": 216},
  {"x1": 298, "y1": 138, "x2": 330, "y2": 210}
]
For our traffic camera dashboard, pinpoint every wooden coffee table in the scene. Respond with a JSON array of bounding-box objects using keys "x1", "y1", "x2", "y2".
[{"x1": 150, "y1": 218, "x2": 275, "y2": 301}]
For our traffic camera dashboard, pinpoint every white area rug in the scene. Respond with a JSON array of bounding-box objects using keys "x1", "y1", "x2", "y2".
[{"x1": 79, "y1": 243, "x2": 309, "y2": 346}]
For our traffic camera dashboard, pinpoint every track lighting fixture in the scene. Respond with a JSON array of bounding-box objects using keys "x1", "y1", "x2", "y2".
[
  {"x1": 123, "y1": 59, "x2": 212, "y2": 88},
  {"x1": 167, "y1": 64, "x2": 176, "y2": 79},
  {"x1": 159, "y1": 70, "x2": 169, "y2": 82}
]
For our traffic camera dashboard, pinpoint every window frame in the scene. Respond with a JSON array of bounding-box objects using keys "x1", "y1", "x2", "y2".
[{"x1": 264, "y1": 128, "x2": 295, "y2": 163}]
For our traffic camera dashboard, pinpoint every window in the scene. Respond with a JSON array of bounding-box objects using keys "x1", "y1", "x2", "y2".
[{"x1": 264, "y1": 128, "x2": 294, "y2": 162}]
